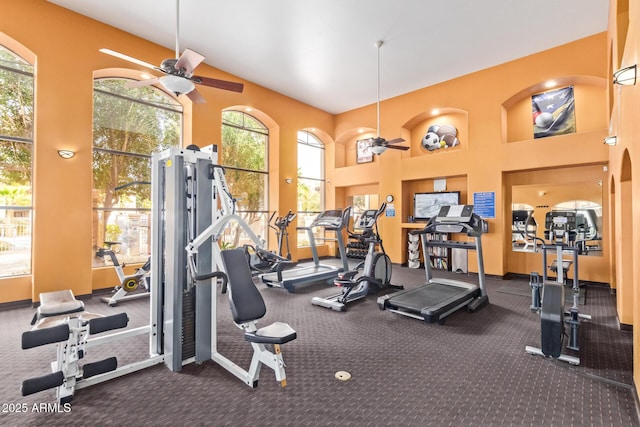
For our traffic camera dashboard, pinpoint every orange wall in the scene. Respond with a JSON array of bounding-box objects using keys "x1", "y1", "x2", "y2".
[
  {"x1": 0, "y1": 0, "x2": 334, "y2": 303},
  {"x1": 3, "y1": 0, "x2": 640, "y2": 403},
  {"x1": 331, "y1": 33, "x2": 609, "y2": 280},
  {"x1": 0, "y1": 2, "x2": 623, "y2": 316},
  {"x1": 606, "y1": 0, "x2": 640, "y2": 391}
]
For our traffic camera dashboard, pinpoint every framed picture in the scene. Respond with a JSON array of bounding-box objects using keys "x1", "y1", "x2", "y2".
[
  {"x1": 532, "y1": 86, "x2": 576, "y2": 139},
  {"x1": 356, "y1": 139, "x2": 373, "y2": 163}
]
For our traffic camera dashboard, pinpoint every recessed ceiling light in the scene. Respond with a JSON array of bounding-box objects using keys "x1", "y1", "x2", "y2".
[
  {"x1": 140, "y1": 73, "x2": 152, "y2": 80},
  {"x1": 245, "y1": 107, "x2": 253, "y2": 112},
  {"x1": 431, "y1": 109, "x2": 439, "y2": 116},
  {"x1": 358, "y1": 128, "x2": 364, "y2": 133},
  {"x1": 544, "y1": 80, "x2": 556, "y2": 88}
]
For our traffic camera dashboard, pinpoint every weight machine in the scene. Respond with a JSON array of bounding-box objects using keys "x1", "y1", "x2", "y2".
[
  {"x1": 19, "y1": 146, "x2": 297, "y2": 404},
  {"x1": 525, "y1": 212, "x2": 590, "y2": 365},
  {"x1": 154, "y1": 145, "x2": 297, "y2": 384}
]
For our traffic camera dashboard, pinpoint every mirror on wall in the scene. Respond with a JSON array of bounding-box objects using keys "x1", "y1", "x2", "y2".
[{"x1": 511, "y1": 181, "x2": 603, "y2": 256}]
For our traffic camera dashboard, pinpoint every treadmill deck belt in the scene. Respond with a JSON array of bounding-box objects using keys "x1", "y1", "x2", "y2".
[
  {"x1": 261, "y1": 264, "x2": 340, "y2": 292},
  {"x1": 386, "y1": 280, "x2": 480, "y2": 322}
]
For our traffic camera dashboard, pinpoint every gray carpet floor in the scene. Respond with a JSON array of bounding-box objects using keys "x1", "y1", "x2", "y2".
[{"x1": 0, "y1": 261, "x2": 637, "y2": 426}]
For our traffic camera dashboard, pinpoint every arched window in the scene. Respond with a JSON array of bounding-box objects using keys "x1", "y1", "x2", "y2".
[
  {"x1": 0, "y1": 45, "x2": 33, "y2": 277},
  {"x1": 221, "y1": 110, "x2": 269, "y2": 246},
  {"x1": 297, "y1": 131, "x2": 325, "y2": 246},
  {"x1": 92, "y1": 78, "x2": 182, "y2": 266}
]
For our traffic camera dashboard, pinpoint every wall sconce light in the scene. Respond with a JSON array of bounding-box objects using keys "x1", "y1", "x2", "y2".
[
  {"x1": 613, "y1": 64, "x2": 637, "y2": 86},
  {"x1": 603, "y1": 136, "x2": 617, "y2": 146},
  {"x1": 58, "y1": 149, "x2": 75, "y2": 159},
  {"x1": 285, "y1": 178, "x2": 293, "y2": 184}
]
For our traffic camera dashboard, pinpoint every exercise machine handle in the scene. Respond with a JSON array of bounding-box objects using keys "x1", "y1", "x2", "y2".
[{"x1": 192, "y1": 270, "x2": 229, "y2": 294}]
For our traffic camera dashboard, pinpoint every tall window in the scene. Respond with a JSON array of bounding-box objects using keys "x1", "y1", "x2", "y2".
[
  {"x1": 297, "y1": 131, "x2": 325, "y2": 246},
  {"x1": 0, "y1": 45, "x2": 33, "y2": 277},
  {"x1": 93, "y1": 78, "x2": 182, "y2": 266},
  {"x1": 221, "y1": 110, "x2": 269, "y2": 247}
]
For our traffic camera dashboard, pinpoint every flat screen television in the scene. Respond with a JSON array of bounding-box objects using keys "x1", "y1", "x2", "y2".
[{"x1": 413, "y1": 191, "x2": 460, "y2": 221}]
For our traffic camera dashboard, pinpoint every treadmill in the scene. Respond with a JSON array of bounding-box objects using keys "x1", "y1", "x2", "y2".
[
  {"x1": 261, "y1": 207, "x2": 351, "y2": 293},
  {"x1": 378, "y1": 205, "x2": 489, "y2": 324}
]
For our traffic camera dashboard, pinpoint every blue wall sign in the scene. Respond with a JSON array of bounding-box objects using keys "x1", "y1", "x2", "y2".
[{"x1": 473, "y1": 192, "x2": 495, "y2": 219}]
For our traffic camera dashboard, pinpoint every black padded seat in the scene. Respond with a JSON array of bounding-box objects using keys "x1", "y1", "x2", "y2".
[
  {"x1": 221, "y1": 248, "x2": 267, "y2": 324},
  {"x1": 245, "y1": 321, "x2": 297, "y2": 345},
  {"x1": 221, "y1": 248, "x2": 297, "y2": 345}
]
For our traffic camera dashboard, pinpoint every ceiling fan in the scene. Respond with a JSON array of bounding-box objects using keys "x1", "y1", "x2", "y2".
[
  {"x1": 358, "y1": 40, "x2": 408, "y2": 155},
  {"x1": 99, "y1": 0, "x2": 243, "y2": 104}
]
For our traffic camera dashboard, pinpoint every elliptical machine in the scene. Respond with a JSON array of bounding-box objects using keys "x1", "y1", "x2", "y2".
[
  {"x1": 311, "y1": 203, "x2": 403, "y2": 311},
  {"x1": 243, "y1": 210, "x2": 296, "y2": 275},
  {"x1": 525, "y1": 212, "x2": 590, "y2": 365},
  {"x1": 272, "y1": 210, "x2": 295, "y2": 260},
  {"x1": 96, "y1": 242, "x2": 151, "y2": 307}
]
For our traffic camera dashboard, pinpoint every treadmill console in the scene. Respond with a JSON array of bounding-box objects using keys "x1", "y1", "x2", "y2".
[
  {"x1": 312, "y1": 209, "x2": 345, "y2": 228},
  {"x1": 431, "y1": 205, "x2": 484, "y2": 234},
  {"x1": 435, "y1": 205, "x2": 474, "y2": 223}
]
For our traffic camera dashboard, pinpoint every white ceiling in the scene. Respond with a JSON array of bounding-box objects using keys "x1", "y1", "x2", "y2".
[{"x1": 48, "y1": 0, "x2": 609, "y2": 114}]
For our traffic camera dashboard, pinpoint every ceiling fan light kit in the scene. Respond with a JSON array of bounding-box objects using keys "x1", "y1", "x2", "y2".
[
  {"x1": 99, "y1": 0, "x2": 242, "y2": 103},
  {"x1": 370, "y1": 145, "x2": 387, "y2": 155},
  {"x1": 160, "y1": 74, "x2": 195, "y2": 95}
]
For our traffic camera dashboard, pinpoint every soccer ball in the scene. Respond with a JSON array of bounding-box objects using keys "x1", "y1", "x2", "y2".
[{"x1": 422, "y1": 132, "x2": 441, "y2": 151}]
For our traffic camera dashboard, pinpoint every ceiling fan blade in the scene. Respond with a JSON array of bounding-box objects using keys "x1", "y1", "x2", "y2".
[
  {"x1": 175, "y1": 48, "x2": 205, "y2": 75},
  {"x1": 386, "y1": 145, "x2": 410, "y2": 151},
  {"x1": 185, "y1": 88, "x2": 206, "y2": 104},
  {"x1": 192, "y1": 75, "x2": 244, "y2": 93},
  {"x1": 99, "y1": 48, "x2": 159, "y2": 71},
  {"x1": 385, "y1": 138, "x2": 406, "y2": 145},
  {"x1": 125, "y1": 78, "x2": 160, "y2": 88}
]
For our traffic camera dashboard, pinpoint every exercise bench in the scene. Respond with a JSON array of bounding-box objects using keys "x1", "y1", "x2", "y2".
[{"x1": 21, "y1": 290, "x2": 129, "y2": 404}]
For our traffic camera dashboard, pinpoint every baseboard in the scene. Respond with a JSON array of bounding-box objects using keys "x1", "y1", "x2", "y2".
[
  {"x1": 0, "y1": 299, "x2": 32, "y2": 311},
  {"x1": 619, "y1": 321, "x2": 633, "y2": 332}
]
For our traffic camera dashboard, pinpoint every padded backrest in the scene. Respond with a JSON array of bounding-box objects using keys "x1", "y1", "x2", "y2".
[{"x1": 220, "y1": 248, "x2": 267, "y2": 324}]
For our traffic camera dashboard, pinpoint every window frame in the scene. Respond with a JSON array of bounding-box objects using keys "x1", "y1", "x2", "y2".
[
  {"x1": 0, "y1": 45, "x2": 34, "y2": 278},
  {"x1": 92, "y1": 78, "x2": 183, "y2": 266},
  {"x1": 220, "y1": 110, "x2": 270, "y2": 247},
  {"x1": 296, "y1": 130, "x2": 325, "y2": 247}
]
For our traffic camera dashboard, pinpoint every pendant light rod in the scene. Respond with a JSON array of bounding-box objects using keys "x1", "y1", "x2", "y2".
[
  {"x1": 375, "y1": 40, "x2": 383, "y2": 138},
  {"x1": 175, "y1": 0, "x2": 180, "y2": 58}
]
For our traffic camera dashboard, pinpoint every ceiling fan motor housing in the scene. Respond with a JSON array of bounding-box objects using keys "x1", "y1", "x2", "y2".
[{"x1": 160, "y1": 58, "x2": 185, "y2": 75}]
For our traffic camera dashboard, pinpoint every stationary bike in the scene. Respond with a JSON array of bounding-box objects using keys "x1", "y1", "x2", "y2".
[
  {"x1": 244, "y1": 210, "x2": 296, "y2": 275},
  {"x1": 311, "y1": 203, "x2": 403, "y2": 311},
  {"x1": 96, "y1": 242, "x2": 151, "y2": 307}
]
